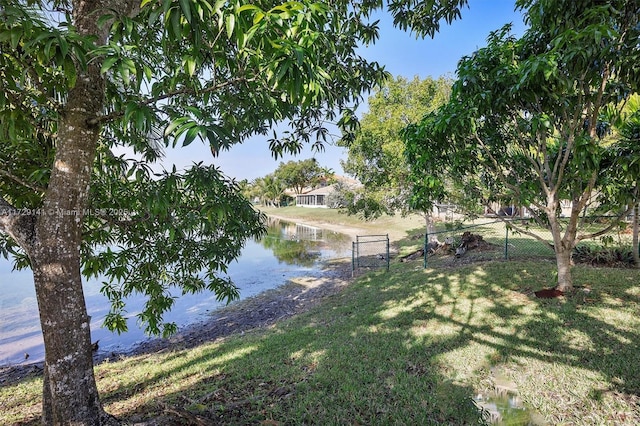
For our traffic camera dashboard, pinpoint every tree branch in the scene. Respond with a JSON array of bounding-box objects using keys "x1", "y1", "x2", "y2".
[
  {"x1": 589, "y1": 63, "x2": 610, "y2": 138},
  {"x1": 575, "y1": 170, "x2": 599, "y2": 214},
  {"x1": 576, "y1": 203, "x2": 637, "y2": 243},
  {"x1": 0, "y1": 197, "x2": 36, "y2": 252},
  {"x1": 552, "y1": 90, "x2": 584, "y2": 193},
  {"x1": 3, "y1": 89, "x2": 59, "y2": 138},
  {"x1": 552, "y1": 131, "x2": 574, "y2": 194},
  {"x1": 474, "y1": 134, "x2": 546, "y2": 211},
  {"x1": 88, "y1": 76, "x2": 255, "y2": 126},
  {"x1": 516, "y1": 114, "x2": 550, "y2": 201},
  {"x1": 488, "y1": 210, "x2": 555, "y2": 250},
  {"x1": 0, "y1": 168, "x2": 47, "y2": 193}
]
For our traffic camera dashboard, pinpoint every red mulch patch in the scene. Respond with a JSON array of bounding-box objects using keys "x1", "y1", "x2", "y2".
[{"x1": 534, "y1": 288, "x2": 565, "y2": 298}]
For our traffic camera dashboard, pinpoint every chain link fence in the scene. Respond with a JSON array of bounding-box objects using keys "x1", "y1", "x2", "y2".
[
  {"x1": 412, "y1": 216, "x2": 639, "y2": 269},
  {"x1": 352, "y1": 234, "x2": 390, "y2": 274}
]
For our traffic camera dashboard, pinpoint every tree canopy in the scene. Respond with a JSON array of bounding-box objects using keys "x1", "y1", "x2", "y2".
[
  {"x1": 251, "y1": 173, "x2": 289, "y2": 206},
  {"x1": 0, "y1": 0, "x2": 398, "y2": 337},
  {"x1": 273, "y1": 158, "x2": 328, "y2": 195},
  {"x1": 339, "y1": 75, "x2": 452, "y2": 220},
  {"x1": 404, "y1": 0, "x2": 640, "y2": 291}
]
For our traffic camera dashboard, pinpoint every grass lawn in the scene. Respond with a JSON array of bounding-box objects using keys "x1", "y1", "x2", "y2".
[{"x1": 1, "y1": 208, "x2": 639, "y2": 425}]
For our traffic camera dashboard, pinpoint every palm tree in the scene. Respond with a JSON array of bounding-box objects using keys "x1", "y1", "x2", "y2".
[{"x1": 254, "y1": 174, "x2": 287, "y2": 207}]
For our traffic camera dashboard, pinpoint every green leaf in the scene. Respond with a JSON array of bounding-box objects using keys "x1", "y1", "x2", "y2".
[
  {"x1": 170, "y1": 8, "x2": 181, "y2": 39},
  {"x1": 273, "y1": 59, "x2": 290, "y2": 87},
  {"x1": 237, "y1": 4, "x2": 261, "y2": 14},
  {"x1": 179, "y1": 0, "x2": 192, "y2": 23},
  {"x1": 225, "y1": 14, "x2": 235, "y2": 39},
  {"x1": 10, "y1": 27, "x2": 22, "y2": 49},
  {"x1": 148, "y1": 7, "x2": 162, "y2": 26},
  {"x1": 63, "y1": 56, "x2": 77, "y2": 87},
  {"x1": 183, "y1": 55, "x2": 196, "y2": 76},
  {"x1": 57, "y1": 34, "x2": 68, "y2": 57},
  {"x1": 100, "y1": 56, "x2": 119, "y2": 74},
  {"x1": 97, "y1": 13, "x2": 115, "y2": 29},
  {"x1": 253, "y1": 10, "x2": 265, "y2": 25},
  {"x1": 183, "y1": 125, "x2": 201, "y2": 146},
  {"x1": 164, "y1": 117, "x2": 189, "y2": 137},
  {"x1": 293, "y1": 46, "x2": 304, "y2": 65}
]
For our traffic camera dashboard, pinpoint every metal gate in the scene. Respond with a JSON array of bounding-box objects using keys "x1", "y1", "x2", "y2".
[{"x1": 352, "y1": 234, "x2": 389, "y2": 274}]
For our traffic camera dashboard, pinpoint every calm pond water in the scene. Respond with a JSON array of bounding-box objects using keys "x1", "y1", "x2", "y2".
[{"x1": 0, "y1": 219, "x2": 351, "y2": 366}]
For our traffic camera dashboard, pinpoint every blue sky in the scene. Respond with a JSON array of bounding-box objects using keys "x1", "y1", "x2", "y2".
[{"x1": 163, "y1": 0, "x2": 528, "y2": 181}]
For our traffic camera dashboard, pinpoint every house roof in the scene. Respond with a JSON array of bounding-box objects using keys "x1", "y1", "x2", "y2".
[
  {"x1": 295, "y1": 175, "x2": 361, "y2": 196},
  {"x1": 299, "y1": 185, "x2": 335, "y2": 196}
]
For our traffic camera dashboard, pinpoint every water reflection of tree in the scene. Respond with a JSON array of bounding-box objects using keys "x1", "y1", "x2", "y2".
[
  {"x1": 260, "y1": 218, "x2": 353, "y2": 264},
  {"x1": 258, "y1": 222, "x2": 321, "y2": 266},
  {"x1": 321, "y1": 230, "x2": 352, "y2": 254}
]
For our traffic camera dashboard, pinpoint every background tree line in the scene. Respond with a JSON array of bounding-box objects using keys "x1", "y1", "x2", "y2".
[{"x1": 241, "y1": 157, "x2": 332, "y2": 206}]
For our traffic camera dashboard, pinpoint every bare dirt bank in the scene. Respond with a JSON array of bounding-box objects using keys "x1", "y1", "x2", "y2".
[{"x1": 126, "y1": 259, "x2": 353, "y2": 357}]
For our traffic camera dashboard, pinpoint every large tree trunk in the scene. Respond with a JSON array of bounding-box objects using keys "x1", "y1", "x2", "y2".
[
  {"x1": 32, "y1": 67, "x2": 106, "y2": 424},
  {"x1": 32, "y1": 248, "x2": 101, "y2": 424},
  {"x1": 27, "y1": 1, "x2": 118, "y2": 423},
  {"x1": 554, "y1": 244, "x2": 574, "y2": 292}
]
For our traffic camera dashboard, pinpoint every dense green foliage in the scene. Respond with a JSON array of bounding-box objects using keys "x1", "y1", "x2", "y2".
[
  {"x1": 0, "y1": 0, "x2": 476, "y2": 302},
  {"x1": 249, "y1": 173, "x2": 289, "y2": 206},
  {"x1": 404, "y1": 0, "x2": 640, "y2": 288},
  {"x1": 273, "y1": 158, "x2": 328, "y2": 194},
  {"x1": 339, "y1": 75, "x2": 452, "y2": 219},
  {"x1": 86, "y1": 159, "x2": 266, "y2": 336},
  {"x1": 1, "y1": 0, "x2": 461, "y2": 335}
]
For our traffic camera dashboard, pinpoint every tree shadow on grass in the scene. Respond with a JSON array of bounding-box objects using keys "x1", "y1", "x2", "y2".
[
  {"x1": 87, "y1": 262, "x2": 485, "y2": 425},
  {"x1": 3, "y1": 259, "x2": 639, "y2": 425},
  {"x1": 108, "y1": 260, "x2": 636, "y2": 424},
  {"x1": 428, "y1": 261, "x2": 640, "y2": 423},
  {"x1": 111, "y1": 265, "x2": 490, "y2": 424},
  {"x1": 57, "y1": 262, "x2": 478, "y2": 424}
]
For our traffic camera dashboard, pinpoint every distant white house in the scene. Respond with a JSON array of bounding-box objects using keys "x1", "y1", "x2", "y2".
[
  {"x1": 296, "y1": 185, "x2": 334, "y2": 208},
  {"x1": 295, "y1": 176, "x2": 360, "y2": 208}
]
